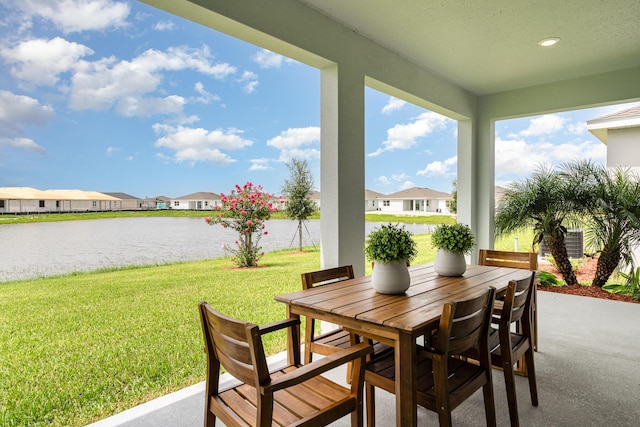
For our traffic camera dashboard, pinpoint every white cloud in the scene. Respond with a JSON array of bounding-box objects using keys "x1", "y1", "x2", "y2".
[
  {"x1": 8, "y1": 0, "x2": 130, "y2": 34},
  {"x1": 494, "y1": 136, "x2": 606, "y2": 178},
  {"x1": 0, "y1": 137, "x2": 46, "y2": 154},
  {"x1": 0, "y1": 90, "x2": 54, "y2": 130},
  {"x1": 68, "y1": 45, "x2": 236, "y2": 114},
  {"x1": 567, "y1": 121, "x2": 587, "y2": 135},
  {"x1": 417, "y1": 156, "x2": 457, "y2": 176},
  {"x1": 116, "y1": 95, "x2": 186, "y2": 117},
  {"x1": 238, "y1": 71, "x2": 259, "y2": 94},
  {"x1": 153, "y1": 124, "x2": 253, "y2": 165},
  {"x1": 391, "y1": 173, "x2": 410, "y2": 182},
  {"x1": 153, "y1": 21, "x2": 175, "y2": 31},
  {"x1": 381, "y1": 97, "x2": 406, "y2": 114},
  {"x1": 518, "y1": 114, "x2": 566, "y2": 137},
  {"x1": 0, "y1": 91, "x2": 54, "y2": 146},
  {"x1": 368, "y1": 111, "x2": 451, "y2": 157},
  {"x1": 399, "y1": 180, "x2": 416, "y2": 190},
  {"x1": 376, "y1": 176, "x2": 391, "y2": 185},
  {"x1": 106, "y1": 146, "x2": 119, "y2": 156},
  {"x1": 252, "y1": 49, "x2": 283, "y2": 68},
  {"x1": 193, "y1": 82, "x2": 220, "y2": 104},
  {"x1": 249, "y1": 158, "x2": 272, "y2": 171},
  {"x1": 1, "y1": 37, "x2": 94, "y2": 87},
  {"x1": 267, "y1": 127, "x2": 321, "y2": 162}
]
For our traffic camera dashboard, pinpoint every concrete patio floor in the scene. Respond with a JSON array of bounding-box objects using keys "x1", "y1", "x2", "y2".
[{"x1": 89, "y1": 291, "x2": 640, "y2": 426}]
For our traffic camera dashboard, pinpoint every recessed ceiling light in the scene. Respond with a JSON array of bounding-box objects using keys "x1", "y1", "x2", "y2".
[{"x1": 538, "y1": 37, "x2": 560, "y2": 47}]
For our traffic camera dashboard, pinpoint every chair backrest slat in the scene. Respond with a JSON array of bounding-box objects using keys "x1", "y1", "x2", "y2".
[
  {"x1": 478, "y1": 249, "x2": 538, "y2": 270},
  {"x1": 301, "y1": 265, "x2": 354, "y2": 290},
  {"x1": 199, "y1": 302, "x2": 269, "y2": 388},
  {"x1": 501, "y1": 272, "x2": 536, "y2": 326},
  {"x1": 436, "y1": 288, "x2": 496, "y2": 356}
]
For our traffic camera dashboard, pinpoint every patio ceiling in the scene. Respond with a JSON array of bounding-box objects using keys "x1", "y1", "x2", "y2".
[{"x1": 300, "y1": 0, "x2": 640, "y2": 96}]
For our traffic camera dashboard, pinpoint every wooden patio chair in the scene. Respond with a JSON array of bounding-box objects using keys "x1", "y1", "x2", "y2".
[
  {"x1": 199, "y1": 301, "x2": 372, "y2": 427},
  {"x1": 301, "y1": 265, "x2": 357, "y2": 365},
  {"x1": 464, "y1": 272, "x2": 538, "y2": 427},
  {"x1": 478, "y1": 249, "x2": 539, "y2": 351},
  {"x1": 364, "y1": 287, "x2": 497, "y2": 427}
]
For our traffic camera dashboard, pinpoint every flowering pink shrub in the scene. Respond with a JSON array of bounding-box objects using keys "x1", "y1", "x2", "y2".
[{"x1": 205, "y1": 182, "x2": 277, "y2": 267}]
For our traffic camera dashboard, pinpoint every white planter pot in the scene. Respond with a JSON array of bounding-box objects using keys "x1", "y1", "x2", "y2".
[
  {"x1": 371, "y1": 260, "x2": 411, "y2": 294},
  {"x1": 433, "y1": 249, "x2": 467, "y2": 276}
]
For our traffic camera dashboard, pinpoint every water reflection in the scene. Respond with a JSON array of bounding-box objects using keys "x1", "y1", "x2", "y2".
[{"x1": 0, "y1": 217, "x2": 434, "y2": 282}]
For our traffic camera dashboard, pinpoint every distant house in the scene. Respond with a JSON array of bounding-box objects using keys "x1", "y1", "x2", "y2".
[
  {"x1": 365, "y1": 189, "x2": 385, "y2": 211},
  {"x1": 102, "y1": 192, "x2": 141, "y2": 210},
  {"x1": 378, "y1": 187, "x2": 453, "y2": 214},
  {"x1": 587, "y1": 105, "x2": 640, "y2": 264},
  {"x1": 170, "y1": 192, "x2": 220, "y2": 210},
  {"x1": 310, "y1": 191, "x2": 321, "y2": 210},
  {"x1": 494, "y1": 186, "x2": 508, "y2": 206},
  {"x1": 140, "y1": 196, "x2": 171, "y2": 210},
  {"x1": 0, "y1": 187, "x2": 120, "y2": 213},
  {"x1": 587, "y1": 105, "x2": 640, "y2": 172}
]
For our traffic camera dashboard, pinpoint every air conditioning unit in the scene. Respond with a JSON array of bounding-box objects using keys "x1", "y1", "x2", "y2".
[{"x1": 539, "y1": 228, "x2": 584, "y2": 259}]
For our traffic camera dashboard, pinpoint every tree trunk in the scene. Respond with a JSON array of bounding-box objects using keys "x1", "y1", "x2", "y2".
[
  {"x1": 592, "y1": 246, "x2": 620, "y2": 288},
  {"x1": 298, "y1": 220, "x2": 303, "y2": 252},
  {"x1": 545, "y1": 234, "x2": 578, "y2": 285}
]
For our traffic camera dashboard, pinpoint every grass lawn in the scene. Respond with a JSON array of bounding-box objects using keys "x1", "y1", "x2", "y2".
[
  {"x1": 0, "y1": 231, "x2": 446, "y2": 427},
  {"x1": 0, "y1": 217, "x2": 540, "y2": 426}
]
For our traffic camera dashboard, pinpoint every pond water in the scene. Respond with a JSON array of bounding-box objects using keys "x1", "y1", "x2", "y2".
[{"x1": 0, "y1": 218, "x2": 434, "y2": 282}]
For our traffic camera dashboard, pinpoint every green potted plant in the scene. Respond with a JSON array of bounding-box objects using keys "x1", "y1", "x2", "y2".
[
  {"x1": 431, "y1": 223, "x2": 476, "y2": 276},
  {"x1": 365, "y1": 223, "x2": 418, "y2": 294}
]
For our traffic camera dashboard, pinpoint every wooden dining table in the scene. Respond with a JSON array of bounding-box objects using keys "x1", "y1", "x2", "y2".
[{"x1": 275, "y1": 262, "x2": 533, "y2": 427}]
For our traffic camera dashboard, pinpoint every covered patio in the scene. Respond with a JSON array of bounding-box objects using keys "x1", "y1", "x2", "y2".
[
  {"x1": 90, "y1": 291, "x2": 640, "y2": 426},
  {"x1": 141, "y1": 0, "x2": 640, "y2": 275}
]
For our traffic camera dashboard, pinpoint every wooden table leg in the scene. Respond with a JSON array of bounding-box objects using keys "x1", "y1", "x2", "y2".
[{"x1": 396, "y1": 332, "x2": 417, "y2": 426}]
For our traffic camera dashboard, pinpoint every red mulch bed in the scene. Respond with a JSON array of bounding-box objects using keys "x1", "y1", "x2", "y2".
[{"x1": 538, "y1": 256, "x2": 639, "y2": 304}]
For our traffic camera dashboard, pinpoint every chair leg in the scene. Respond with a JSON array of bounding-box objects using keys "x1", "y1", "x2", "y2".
[
  {"x1": 204, "y1": 412, "x2": 215, "y2": 427},
  {"x1": 502, "y1": 359, "x2": 520, "y2": 427},
  {"x1": 524, "y1": 348, "x2": 539, "y2": 406},
  {"x1": 437, "y1": 406, "x2": 453, "y2": 427},
  {"x1": 304, "y1": 318, "x2": 315, "y2": 365},
  {"x1": 366, "y1": 384, "x2": 375, "y2": 427},
  {"x1": 482, "y1": 380, "x2": 497, "y2": 427},
  {"x1": 532, "y1": 285, "x2": 538, "y2": 351}
]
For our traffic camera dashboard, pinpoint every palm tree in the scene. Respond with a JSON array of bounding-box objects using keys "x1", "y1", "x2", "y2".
[
  {"x1": 560, "y1": 160, "x2": 640, "y2": 287},
  {"x1": 495, "y1": 164, "x2": 578, "y2": 285}
]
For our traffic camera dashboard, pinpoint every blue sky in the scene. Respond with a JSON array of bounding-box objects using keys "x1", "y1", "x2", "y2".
[{"x1": 1, "y1": 1, "x2": 638, "y2": 199}]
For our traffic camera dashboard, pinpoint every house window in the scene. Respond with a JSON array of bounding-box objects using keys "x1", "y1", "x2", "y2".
[
  {"x1": 426, "y1": 200, "x2": 430, "y2": 207},
  {"x1": 39, "y1": 200, "x2": 45, "y2": 208},
  {"x1": 383, "y1": 200, "x2": 390, "y2": 207},
  {"x1": 174, "y1": 201, "x2": 180, "y2": 207},
  {"x1": 56, "y1": 201, "x2": 60, "y2": 208},
  {"x1": 92, "y1": 201, "x2": 97, "y2": 207},
  {"x1": 0, "y1": 200, "x2": 4, "y2": 208},
  {"x1": 205, "y1": 201, "x2": 209, "y2": 207}
]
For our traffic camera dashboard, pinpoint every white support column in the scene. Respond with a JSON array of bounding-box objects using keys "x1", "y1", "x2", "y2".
[
  {"x1": 320, "y1": 65, "x2": 366, "y2": 276},
  {"x1": 457, "y1": 116, "x2": 495, "y2": 263}
]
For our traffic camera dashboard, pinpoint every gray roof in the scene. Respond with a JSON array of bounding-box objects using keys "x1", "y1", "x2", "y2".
[
  {"x1": 102, "y1": 192, "x2": 140, "y2": 200},
  {"x1": 384, "y1": 187, "x2": 451, "y2": 200},
  {"x1": 365, "y1": 189, "x2": 386, "y2": 199},
  {"x1": 174, "y1": 192, "x2": 220, "y2": 200},
  {"x1": 587, "y1": 105, "x2": 640, "y2": 143}
]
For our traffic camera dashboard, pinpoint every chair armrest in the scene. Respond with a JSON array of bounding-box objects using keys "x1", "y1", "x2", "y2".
[
  {"x1": 263, "y1": 343, "x2": 372, "y2": 393},
  {"x1": 258, "y1": 317, "x2": 301, "y2": 335}
]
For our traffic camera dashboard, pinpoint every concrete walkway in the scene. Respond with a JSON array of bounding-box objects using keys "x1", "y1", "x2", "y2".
[{"x1": 88, "y1": 291, "x2": 640, "y2": 426}]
